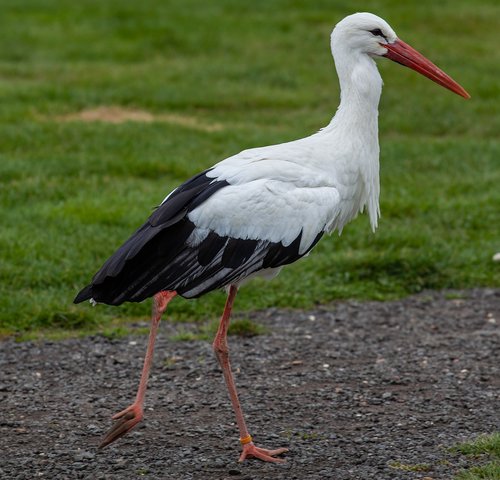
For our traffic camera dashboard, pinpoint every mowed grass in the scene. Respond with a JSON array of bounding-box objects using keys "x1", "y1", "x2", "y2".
[{"x1": 1, "y1": 0, "x2": 499, "y2": 335}]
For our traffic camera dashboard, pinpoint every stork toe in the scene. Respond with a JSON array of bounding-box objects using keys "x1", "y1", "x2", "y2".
[
  {"x1": 99, "y1": 404, "x2": 143, "y2": 448},
  {"x1": 239, "y1": 443, "x2": 289, "y2": 463}
]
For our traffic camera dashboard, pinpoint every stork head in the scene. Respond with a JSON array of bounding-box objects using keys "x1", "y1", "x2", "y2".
[{"x1": 331, "y1": 12, "x2": 470, "y2": 99}]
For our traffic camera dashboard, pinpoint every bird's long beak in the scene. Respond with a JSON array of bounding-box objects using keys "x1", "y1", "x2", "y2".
[{"x1": 383, "y1": 39, "x2": 470, "y2": 99}]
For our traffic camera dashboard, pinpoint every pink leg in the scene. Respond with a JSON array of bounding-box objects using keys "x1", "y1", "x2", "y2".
[
  {"x1": 213, "y1": 285, "x2": 288, "y2": 463},
  {"x1": 99, "y1": 290, "x2": 177, "y2": 448}
]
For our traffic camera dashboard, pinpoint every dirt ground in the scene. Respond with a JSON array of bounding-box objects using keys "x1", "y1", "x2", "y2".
[{"x1": 1, "y1": 289, "x2": 499, "y2": 480}]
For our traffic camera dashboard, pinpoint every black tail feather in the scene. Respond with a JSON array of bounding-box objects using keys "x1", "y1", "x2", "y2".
[{"x1": 74, "y1": 284, "x2": 93, "y2": 304}]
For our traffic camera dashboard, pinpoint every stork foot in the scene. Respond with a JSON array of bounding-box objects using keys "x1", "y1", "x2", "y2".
[
  {"x1": 99, "y1": 403, "x2": 143, "y2": 448},
  {"x1": 239, "y1": 443, "x2": 288, "y2": 463}
]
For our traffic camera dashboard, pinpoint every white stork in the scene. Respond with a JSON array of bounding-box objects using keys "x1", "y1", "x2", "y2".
[{"x1": 75, "y1": 12, "x2": 469, "y2": 463}]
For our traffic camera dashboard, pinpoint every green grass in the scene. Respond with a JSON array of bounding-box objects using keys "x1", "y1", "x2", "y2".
[
  {"x1": 385, "y1": 435, "x2": 500, "y2": 479},
  {"x1": 452, "y1": 434, "x2": 500, "y2": 480},
  {"x1": 453, "y1": 433, "x2": 500, "y2": 458},
  {"x1": 456, "y1": 463, "x2": 500, "y2": 480},
  {"x1": 1, "y1": 0, "x2": 499, "y2": 335},
  {"x1": 388, "y1": 461, "x2": 431, "y2": 472}
]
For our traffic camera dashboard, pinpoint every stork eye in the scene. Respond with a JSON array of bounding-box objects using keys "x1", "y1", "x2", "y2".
[{"x1": 369, "y1": 28, "x2": 387, "y2": 40}]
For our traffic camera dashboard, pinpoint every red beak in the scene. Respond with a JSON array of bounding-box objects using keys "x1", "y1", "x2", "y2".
[{"x1": 383, "y1": 39, "x2": 470, "y2": 99}]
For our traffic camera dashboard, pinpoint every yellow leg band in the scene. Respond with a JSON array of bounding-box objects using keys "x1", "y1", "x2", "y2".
[{"x1": 239, "y1": 434, "x2": 253, "y2": 445}]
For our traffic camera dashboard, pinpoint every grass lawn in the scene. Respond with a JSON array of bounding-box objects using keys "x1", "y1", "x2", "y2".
[
  {"x1": 452, "y1": 433, "x2": 500, "y2": 479},
  {"x1": 1, "y1": 0, "x2": 499, "y2": 336},
  {"x1": 387, "y1": 434, "x2": 500, "y2": 478}
]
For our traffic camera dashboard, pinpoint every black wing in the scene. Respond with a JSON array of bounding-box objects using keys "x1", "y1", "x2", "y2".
[{"x1": 74, "y1": 170, "x2": 323, "y2": 306}]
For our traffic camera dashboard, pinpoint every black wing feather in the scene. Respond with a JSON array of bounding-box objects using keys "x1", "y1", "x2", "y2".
[
  {"x1": 222, "y1": 237, "x2": 259, "y2": 268},
  {"x1": 197, "y1": 231, "x2": 228, "y2": 266}
]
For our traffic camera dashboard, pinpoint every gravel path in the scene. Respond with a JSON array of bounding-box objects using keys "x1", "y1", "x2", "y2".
[{"x1": 1, "y1": 289, "x2": 499, "y2": 479}]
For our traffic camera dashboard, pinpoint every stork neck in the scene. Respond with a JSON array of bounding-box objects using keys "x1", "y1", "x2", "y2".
[
  {"x1": 326, "y1": 51, "x2": 382, "y2": 133},
  {"x1": 318, "y1": 48, "x2": 382, "y2": 232}
]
